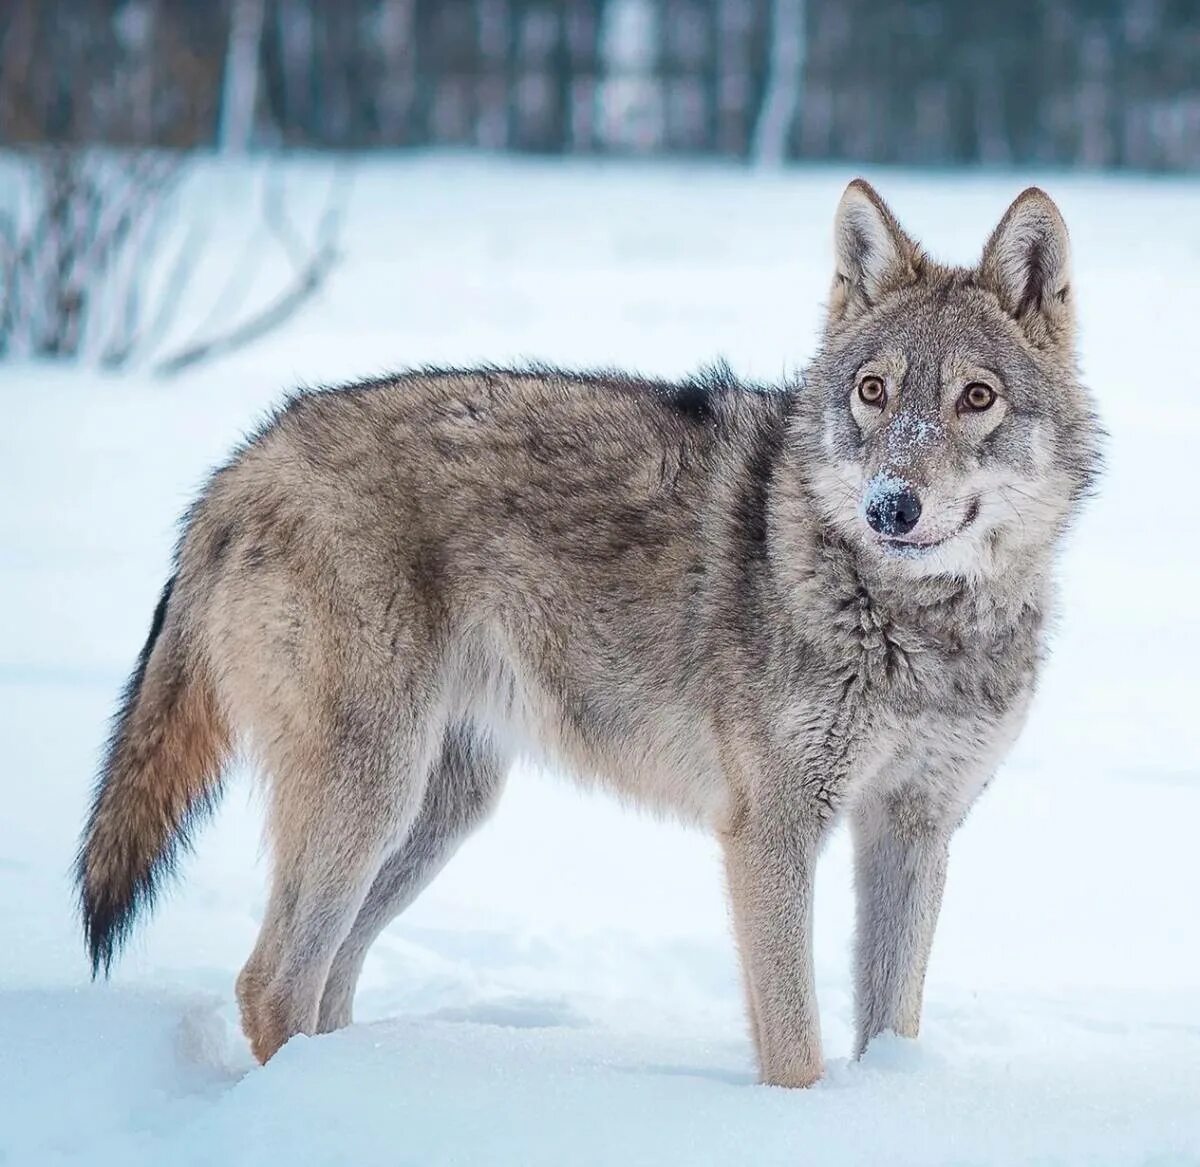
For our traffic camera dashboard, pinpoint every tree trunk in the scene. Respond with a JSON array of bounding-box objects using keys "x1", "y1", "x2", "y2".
[
  {"x1": 219, "y1": 0, "x2": 266, "y2": 153},
  {"x1": 753, "y1": 0, "x2": 805, "y2": 164}
]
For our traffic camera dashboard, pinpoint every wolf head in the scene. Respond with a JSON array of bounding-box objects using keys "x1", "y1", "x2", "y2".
[{"x1": 794, "y1": 179, "x2": 1101, "y2": 584}]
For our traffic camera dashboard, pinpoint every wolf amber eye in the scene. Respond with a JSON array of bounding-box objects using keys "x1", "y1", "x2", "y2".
[
  {"x1": 960, "y1": 383, "x2": 996, "y2": 412},
  {"x1": 857, "y1": 376, "x2": 886, "y2": 407}
]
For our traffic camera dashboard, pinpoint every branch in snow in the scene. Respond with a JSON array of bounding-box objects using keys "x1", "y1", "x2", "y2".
[
  {"x1": 152, "y1": 168, "x2": 350, "y2": 377},
  {"x1": 0, "y1": 149, "x2": 351, "y2": 377}
]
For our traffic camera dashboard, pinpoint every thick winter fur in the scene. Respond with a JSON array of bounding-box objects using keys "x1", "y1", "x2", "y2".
[{"x1": 77, "y1": 181, "x2": 1100, "y2": 1083}]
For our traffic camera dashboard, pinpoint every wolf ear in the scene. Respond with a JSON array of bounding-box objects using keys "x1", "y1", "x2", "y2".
[
  {"x1": 979, "y1": 188, "x2": 1073, "y2": 348},
  {"x1": 829, "y1": 179, "x2": 921, "y2": 325}
]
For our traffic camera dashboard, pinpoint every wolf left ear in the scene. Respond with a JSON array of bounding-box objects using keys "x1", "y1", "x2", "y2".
[
  {"x1": 829, "y1": 179, "x2": 921, "y2": 325},
  {"x1": 979, "y1": 188, "x2": 1073, "y2": 348}
]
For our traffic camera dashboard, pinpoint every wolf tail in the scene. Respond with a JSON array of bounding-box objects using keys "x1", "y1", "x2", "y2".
[{"x1": 76, "y1": 572, "x2": 231, "y2": 976}]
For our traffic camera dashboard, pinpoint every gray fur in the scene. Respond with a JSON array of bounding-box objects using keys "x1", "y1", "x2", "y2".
[
  {"x1": 76, "y1": 180, "x2": 1101, "y2": 1083},
  {"x1": 316, "y1": 725, "x2": 508, "y2": 1033}
]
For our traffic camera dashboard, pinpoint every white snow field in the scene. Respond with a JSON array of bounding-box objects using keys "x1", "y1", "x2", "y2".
[{"x1": 1, "y1": 157, "x2": 1198, "y2": 1166}]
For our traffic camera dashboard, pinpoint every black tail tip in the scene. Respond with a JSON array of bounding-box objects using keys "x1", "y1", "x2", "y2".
[
  {"x1": 78, "y1": 879, "x2": 127, "y2": 981},
  {"x1": 86, "y1": 938, "x2": 116, "y2": 981}
]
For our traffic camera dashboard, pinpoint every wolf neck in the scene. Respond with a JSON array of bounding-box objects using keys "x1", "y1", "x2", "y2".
[
  {"x1": 843, "y1": 541, "x2": 1053, "y2": 636},
  {"x1": 745, "y1": 425, "x2": 1054, "y2": 679}
]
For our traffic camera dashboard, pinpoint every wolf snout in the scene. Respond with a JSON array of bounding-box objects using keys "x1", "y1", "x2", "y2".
[{"x1": 865, "y1": 483, "x2": 922, "y2": 536}]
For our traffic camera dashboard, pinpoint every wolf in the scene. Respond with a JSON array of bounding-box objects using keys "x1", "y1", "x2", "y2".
[{"x1": 76, "y1": 180, "x2": 1100, "y2": 1086}]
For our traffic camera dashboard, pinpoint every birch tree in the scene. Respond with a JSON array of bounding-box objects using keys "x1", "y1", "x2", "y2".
[
  {"x1": 218, "y1": 0, "x2": 266, "y2": 153},
  {"x1": 753, "y1": 0, "x2": 805, "y2": 164}
]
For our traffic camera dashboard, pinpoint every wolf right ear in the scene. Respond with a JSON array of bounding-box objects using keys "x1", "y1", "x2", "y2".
[
  {"x1": 979, "y1": 188, "x2": 1073, "y2": 349},
  {"x1": 828, "y1": 179, "x2": 921, "y2": 326}
]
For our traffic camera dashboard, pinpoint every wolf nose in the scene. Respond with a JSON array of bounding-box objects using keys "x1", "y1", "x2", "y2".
[{"x1": 866, "y1": 487, "x2": 922, "y2": 536}]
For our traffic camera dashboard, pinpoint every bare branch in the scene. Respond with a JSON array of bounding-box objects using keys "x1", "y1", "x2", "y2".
[
  {"x1": 263, "y1": 167, "x2": 312, "y2": 275},
  {"x1": 104, "y1": 213, "x2": 208, "y2": 369},
  {"x1": 1, "y1": 150, "x2": 349, "y2": 376},
  {"x1": 84, "y1": 154, "x2": 182, "y2": 275},
  {"x1": 0, "y1": 208, "x2": 17, "y2": 353},
  {"x1": 96, "y1": 174, "x2": 183, "y2": 367},
  {"x1": 152, "y1": 234, "x2": 339, "y2": 377},
  {"x1": 153, "y1": 165, "x2": 350, "y2": 377}
]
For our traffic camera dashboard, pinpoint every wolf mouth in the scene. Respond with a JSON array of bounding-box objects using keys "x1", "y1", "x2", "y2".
[{"x1": 878, "y1": 497, "x2": 980, "y2": 556}]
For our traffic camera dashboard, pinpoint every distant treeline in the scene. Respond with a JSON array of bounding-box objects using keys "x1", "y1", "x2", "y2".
[{"x1": 2, "y1": 0, "x2": 1199, "y2": 169}]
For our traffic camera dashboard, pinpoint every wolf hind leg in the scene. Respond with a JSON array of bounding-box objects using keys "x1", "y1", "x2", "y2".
[
  {"x1": 235, "y1": 705, "x2": 443, "y2": 1064},
  {"x1": 316, "y1": 724, "x2": 509, "y2": 1034}
]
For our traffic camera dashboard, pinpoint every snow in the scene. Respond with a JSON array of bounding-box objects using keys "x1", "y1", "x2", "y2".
[{"x1": 1, "y1": 155, "x2": 1198, "y2": 1166}]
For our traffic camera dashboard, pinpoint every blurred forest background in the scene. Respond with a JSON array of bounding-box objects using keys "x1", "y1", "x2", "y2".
[
  {"x1": 2, "y1": 0, "x2": 1197, "y2": 371},
  {"x1": 3, "y1": 0, "x2": 1200, "y2": 169}
]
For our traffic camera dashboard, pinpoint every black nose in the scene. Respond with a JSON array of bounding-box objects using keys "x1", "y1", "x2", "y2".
[{"x1": 866, "y1": 486, "x2": 922, "y2": 536}]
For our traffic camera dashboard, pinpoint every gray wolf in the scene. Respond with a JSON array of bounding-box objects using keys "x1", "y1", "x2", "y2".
[{"x1": 76, "y1": 180, "x2": 1100, "y2": 1085}]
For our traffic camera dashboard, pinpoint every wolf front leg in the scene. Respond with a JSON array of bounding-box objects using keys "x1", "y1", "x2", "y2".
[
  {"x1": 721, "y1": 810, "x2": 823, "y2": 1088},
  {"x1": 850, "y1": 788, "x2": 952, "y2": 1057}
]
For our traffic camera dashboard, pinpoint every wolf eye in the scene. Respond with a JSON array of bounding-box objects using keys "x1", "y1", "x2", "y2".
[
  {"x1": 857, "y1": 376, "x2": 886, "y2": 407},
  {"x1": 959, "y1": 383, "x2": 996, "y2": 413}
]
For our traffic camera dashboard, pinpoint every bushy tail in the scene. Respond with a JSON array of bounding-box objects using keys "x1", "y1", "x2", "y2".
[{"x1": 76, "y1": 574, "x2": 231, "y2": 975}]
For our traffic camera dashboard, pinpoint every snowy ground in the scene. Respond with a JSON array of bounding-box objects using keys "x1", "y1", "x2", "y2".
[{"x1": 1, "y1": 156, "x2": 1198, "y2": 1166}]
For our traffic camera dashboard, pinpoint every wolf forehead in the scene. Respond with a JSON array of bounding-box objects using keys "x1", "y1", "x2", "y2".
[{"x1": 823, "y1": 280, "x2": 1050, "y2": 392}]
